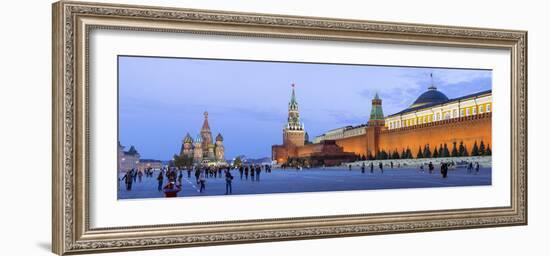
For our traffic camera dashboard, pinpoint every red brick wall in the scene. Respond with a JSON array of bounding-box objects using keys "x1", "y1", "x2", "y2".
[
  {"x1": 334, "y1": 134, "x2": 368, "y2": 157},
  {"x1": 274, "y1": 113, "x2": 491, "y2": 163},
  {"x1": 272, "y1": 145, "x2": 290, "y2": 163},
  {"x1": 378, "y1": 113, "x2": 492, "y2": 155},
  {"x1": 333, "y1": 113, "x2": 491, "y2": 157}
]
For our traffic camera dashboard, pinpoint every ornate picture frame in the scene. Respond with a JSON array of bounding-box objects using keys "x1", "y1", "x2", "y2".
[{"x1": 52, "y1": 1, "x2": 527, "y2": 255}]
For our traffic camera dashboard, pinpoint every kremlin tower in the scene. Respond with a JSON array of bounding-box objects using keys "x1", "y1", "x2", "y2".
[{"x1": 282, "y1": 84, "x2": 306, "y2": 147}]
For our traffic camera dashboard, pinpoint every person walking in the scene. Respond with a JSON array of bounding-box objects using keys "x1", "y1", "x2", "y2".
[
  {"x1": 199, "y1": 171, "x2": 206, "y2": 193},
  {"x1": 194, "y1": 167, "x2": 200, "y2": 183},
  {"x1": 244, "y1": 166, "x2": 249, "y2": 180},
  {"x1": 225, "y1": 170, "x2": 234, "y2": 195},
  {"x1": 239, "y1": 166, "x2": 244, "y2": 180},
  {"x1": 475, "y1": 162, "x2": 480, "y2": 174},
  {"x1": 156, "y1": 170, "x2": 164, "y2": 191},
  {"x1": 361, "y1": 162, "x2": 365, "y2": 173},
  {"x1": 370, "y1": 162, "x2": 374, "y2": 173},
  {"x1": 348, "y1": 164, "x2": 352, "y2": 171},
  {"x1": 122, "y1": 170, "x2": 133, "y2": 191},
  {"x1": 379, "y1": 162, "x2": 384, "y2": 173},
  {"x1": 138, "y1": 170, "x2": 143, "y2": 183},
  {"x1": 428, "y1": 162, "x2": 434, "y2": 174},
  {"x1": 187, "y1": 168, "x2": 191, "y2": 178},
  {"x1": 390, "y1": 161, "x2": 394, "y2": 169},
  {"x1": 255, "y1": 165, "x2": 261, "y2": 181},
  {"x1": 177, "y1": 170, "x2": 183, "y2": 185},
  {"x1": 441, "y1": 162, "x2": 448, "y2": 178},
  {"x1": 250, "y1": 165, "x2": 255, "y2": 181}
]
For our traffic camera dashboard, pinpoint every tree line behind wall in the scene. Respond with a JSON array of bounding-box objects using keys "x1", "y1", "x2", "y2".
[{"x1": 361, "y1": 140, "x2": 492, "y2": 161}]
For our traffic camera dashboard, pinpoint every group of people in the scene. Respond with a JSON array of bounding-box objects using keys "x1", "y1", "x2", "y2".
[
  {"x1": 350, "y1": 161, "x2": 406, "y2": 174},
  {"x1": 418, "y1": 161, "x2": 481, "y2": 178},
  {"x1": 236, "y1": 164, "x2": 271, "y2": 181},
  {"x1": 348, "y1": 162, "x2": 387, "y2": 174},
  {"x1": 344, "y1": 159, "x2": 483, "y2": 179},
  {"x1": 466, "y1": 162, "x2": 481, "y2": 174},
  {"x1": 120, "y1": 164, "x2": 275, "y2": 197},
  {"x1": 120, "y1": 168, "x2": 141, "y2": 191},
  {"x1": 191, "y1": 165, "x2": 235, "y2": 194},
  {"x1": 418, "y1": 162, "x2": 436, "y2": 174},
  {"x1": 120, "y1": 167, "x2": 159, "y2": 191}
]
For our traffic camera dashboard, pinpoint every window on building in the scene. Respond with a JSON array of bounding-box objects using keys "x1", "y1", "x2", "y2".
[
  {"x1": 487, "y1": 104, "x2": 491, "y2": 112},
  {"x1": 479, "y1": 105, "x2": 484, "y2": 113},
  {"x1": 453, "y1": 110, "x2": 457, "y2": 118},
  {"x1": 473, "y1": 107, "x2": 477, "y2": 115},
  {"x1": 466, "y1": 108, "x2": 470, "y2": 116},
  {"x1": 445, "y1": 113, "x2": 450, "y2": 119},
  {"x1": 423, "y1": 117, "x2": 426, "y2": 123},
  {"x1": 436, "y1": 113, "x2": 441, "y2": 121}
]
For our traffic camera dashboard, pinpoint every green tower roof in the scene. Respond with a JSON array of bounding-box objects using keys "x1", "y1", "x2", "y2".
[{"x1": 369, "y1": 93, "x2": 384, "y2": 121}]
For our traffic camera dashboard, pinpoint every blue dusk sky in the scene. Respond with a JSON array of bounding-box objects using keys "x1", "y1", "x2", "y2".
[{"x1": 118, "y1": 56, "x2": 491, "y2": 160}]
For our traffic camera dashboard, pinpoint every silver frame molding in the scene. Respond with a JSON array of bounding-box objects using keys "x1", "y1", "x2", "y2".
[{"x1": 52, "y1": 1, "x2": 527, "y2": 255}]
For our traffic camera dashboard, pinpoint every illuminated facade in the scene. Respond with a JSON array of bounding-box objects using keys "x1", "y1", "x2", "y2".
[
  {"x1": 272, "y1": 85, "x2": 356, "y2": 166},
  {"x1": 273, "y1": 79, "x2": 492, "y2": 165},
  {"x1": 118, "y1": 142, "x2": 140, "y2": 172}
]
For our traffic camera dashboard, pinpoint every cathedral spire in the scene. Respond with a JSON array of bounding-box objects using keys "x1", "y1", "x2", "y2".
[
  {"x1": 201, "y1": 111, "x2": 211, "y2": 131},
  {"x1": 200, "y1": 111, "x2": 214, "y2": 155}
]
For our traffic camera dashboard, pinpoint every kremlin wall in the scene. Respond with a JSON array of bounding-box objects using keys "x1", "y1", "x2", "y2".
[
  {"x1": 333, "y1": 112, "x2": 491, "y2": 159},
  {"x1": 272, "y1": 80, "x2": 492, "y2": 166}
]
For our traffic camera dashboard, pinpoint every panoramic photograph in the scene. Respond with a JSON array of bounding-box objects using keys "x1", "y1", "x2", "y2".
[{"x1": 117, "y1": 56, "x2": 492, "y2": 199}]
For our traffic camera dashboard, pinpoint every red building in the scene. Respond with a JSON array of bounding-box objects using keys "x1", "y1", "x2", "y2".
[{"x1": 272, "y1": 82, "x2": 492, "y2": 166}]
